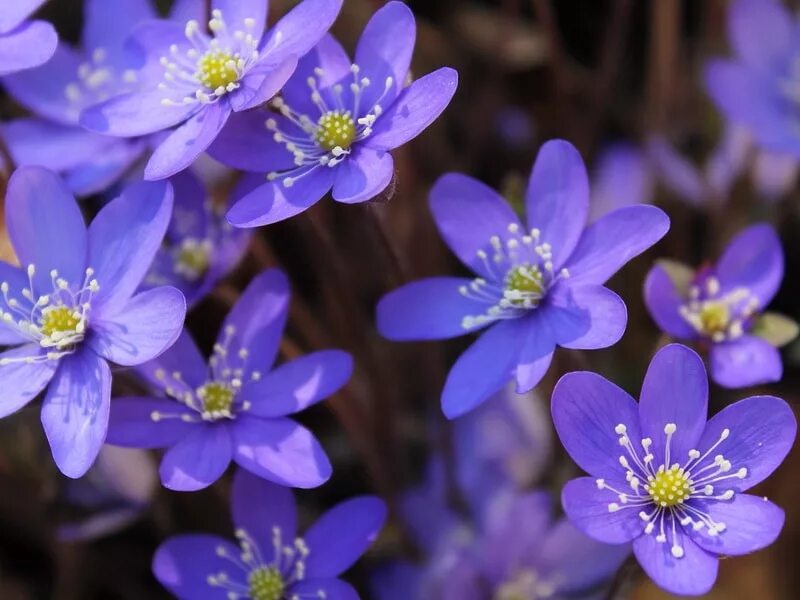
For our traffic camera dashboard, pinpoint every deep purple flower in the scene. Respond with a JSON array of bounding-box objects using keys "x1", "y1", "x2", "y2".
[
  {"x1": 0, "y1": 0, "x2": 57, "y2": 76},
  {"x1": 645, "y1": 224, "x2": 795, "y2": 388},
  {"x1": 377, "y1": 140, "x2": 670, "y2": 418},
  {"x1": 208, "y1": 1, "x2": 459, "y2": 227},
  {"x1": 143, "y1": 168, "x2": 251, "y2": 307},
  {"x1": 1, "y1": 0, "x2": 169, "y2": 195},
  {"x1": 153, "y1": 468, "x2": 386, "y2": 600},
  {"x1": 0, "y1": 166, "x2": 185, "y2": 478},
  {"x1": 106, "y1": 268, "x2": 351, "y2": 491},
  {"x1": 705, "y1": 0, "x2": 800, "y2": 158},
  {"x1": 81, "y1": 0, "x2": 342, "y2": 181},
  {"x1": 553, "y1": 344, "x2": 796, "y2": 596}
]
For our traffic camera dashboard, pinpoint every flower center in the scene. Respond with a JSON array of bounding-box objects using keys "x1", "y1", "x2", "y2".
[
  {"x1": 314, "y1": 110, "x2": 356, "y2": 151},
  {"x1": 40, "y1": 306, "x2": 82, "y2": 337},
  {"x1": 494, "y1": 570, "x2": 556, "y2": 600},
  {"x1": 197, "y1": 381, "x2": 235, "y2": 419},
  {"x1": 679, "y1": 275, "x2": 759, "y2": 342},
  {"x1": 248, "y1": 566, "x2": 285, "y2": 600},
  {"x1": 174, "y1": 238, "x2": 211, "y2": 281},
  {"x1": 504, "y1": 263, "x2": 546, "y2": 305},
  {"x1": 646, "y1": 465, "x2": 691, "y2": 507},
  {"x1": 698, "y1": 301, "x2": 730, "y2": 335},
  {"x1": 196, "y1": 49, "x2": 239, "y2": 91}
]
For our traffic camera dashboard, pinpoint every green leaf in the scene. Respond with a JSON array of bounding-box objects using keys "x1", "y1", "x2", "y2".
[
  {"x1": 656, "y1": 259, "x2": 695, "y2": 296},
  {"x1": 752, "y1": 312, "x2": 800, "y2": 348}
]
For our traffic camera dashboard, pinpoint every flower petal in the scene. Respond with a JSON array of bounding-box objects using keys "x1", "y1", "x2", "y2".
[
  {"x1": 88, "y1": 179, "x2": 173, "y2": 317},
  {"x1": 376, "y1": 277, "x2": 490, "y2": 341},
  {"x1": 304, "y1": 496, "x2": 387, "y2": 578},
  {"x1": 646, "y1": 136, "x2": 706, "y2": 206},
  {"x1": 291, "y1": 579, "x2": 359, "y2": 600},
  {"x1": 244, "y1": 350, "x2": 352, "y2": 418},
  {"x1": 261, "y1": 0, "x2": 343, "y2": 65},
  {"x1": 545, "y1": 284, "x2": 627, "y2": 350},
  {"x1": 137, "y1": 330, "x2": 208, "y2": 391},
  {"x1": 690, "y1": 494, "x2": 784, "y2": 556},
  {"x1": 5, "y1": 166, "x2": 87, "y2": 292},
  {"x1": 0, "y1": 0, "x2": 47, "y2": 32},
  {"x1": 633, "y1": 530, "x2": 718, "y2": 596},
  {"x1": 564, "y1": 205, "x2": 669, "y2": 286},
  {"x1": 159, "y1": 424, "x2": 232, "y2": 491},
  {"x1": 0, "y1": 344, "x2": 57, "y2": 418},
  {"x1": 710, "y1": 335, "x2": 782, "y2": 388},
  {"x1": 88, "y1": 287, "x2": 186, "y2": 367},
  {"x1": 561, "y1": 477, "x2": 644, "y2": 544},
  {"x1": 41, "y1": 349, "x2": 111, "y2": 478},
  {"x1": 231, "y1": 469, "x2": 297, "y2": 558},
  {"x1": 428, "y1": 173, "x2": 523, "y2": 279},
  {"x1": 441, "y1": 319, "x2": 524, "y2": 419},
  {"x1": 515, "y1": 310, "x2": 555, "y2": 392},
  {"x1": 728, "y1": 0, "x2": 792, "y2": 74},
  {"x1": 231, "y1": 416, "x2": 332, "y2": 488},
  {"x1": 590, "y1": 143, "x2": 654, "y2": 221},
  {"x1": 208, "y1": 110, "x2": 295, "y2": 173},
  {"x1": 107, "y1": 397, "x2": 195, "y2": 448},
  {"x1": 643, "y1": 263, "x2": 698, "y2": 339},
  {"x1": 696, "y1": 395, "x2": 796, "y2": 493},
  {"x1": 168, "y1": 0, "x2": 205, "y2": 23},
  {"x1": 639, "y1": 344, "x2": 708, "y2": 465},
  {"x1": 551, "y1": 370, "x2": 641, "y2": 480},
  {"x1": 715, "y1": 223, "x2": 783, "y2": 308},
  {"x1": 367, "y1": 67, "x2": 458, "y2": 152},
  {"x1": 80, "y1": 90, "x2": 198, "y2": 137},
  {"x1": 525, "y1": 140, "x2": 589, "y2": 268},
  {"x1": 221, "y1": 268, "x2": 288, "y2": 373},
  {"x1": 0, "y1": 20, "x2": 58, "y2": 77},
  {"x1": 332, "y1": 146, "x2": 394, "y2": 204},
  {"x1": 212, "y1": 0, "x2": 267, "y2": 39},
  {"x1": 144, "y1": 103, "x2": 231, "y2": 180},
  {"x1": 153, "y1": 534, "x2": 239, "y2": 600},
  {"x1": 83, "y1": 0, "x2": 156, "y2": 60},
  {"x1": 65, "y1": 138, "x2": 146, "y2": 197},
  {"x1": 230, "y1": 56, "x2": 297, "y2": 112}
]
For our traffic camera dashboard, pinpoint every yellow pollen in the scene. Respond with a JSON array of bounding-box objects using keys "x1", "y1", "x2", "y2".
[
  {"x1": 198, "y1": 381, "x2": 235, "y2": 415},
  {"x1": 248, "y1": 566, "x2": 285, "y2": 600},
  {"x1": 315, "y1": 110, "x2": 356, "y2": 151},
  {"x1": 40, "y1": 306, "x2": 81, "y2": 336},
  {"x1": 699, "y1": 301, "x2": 730, "y2": 335},
  {"x1": 648, "y1": 466, "x2": 691, "y2": 507},
  {"x1": 176, "y1": 241, "x2": 211, "y2": 279},
  {"x1": 505, "y1": 264, "x2": 544, "y2": 297},
  {"x1": 196, "y1": 49, "x2": 239, "y2": 90}
]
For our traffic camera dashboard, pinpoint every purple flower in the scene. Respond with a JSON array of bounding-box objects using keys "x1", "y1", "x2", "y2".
[
  {"x1": 0, "y1": 166, "x2": 185, "y2": 478},
  {"x1": 153, "y1": 468, "x2": 386, "y2": 600},
  {"x1": 208, "y1": 1, "x2": 459, "y2": 227},
  {"x1": 0, "y1": 0, "x2": 57, "y2": 76},
  {"x1": 705, "y1": 0, "x2": 800, "y2": 158},
  {"x1": 590, "y1": 142, "x2": 654, "y2": 221},
  {"x1": 377, "y1": 140, "x2": 670, "y2": 418},
  {"x1": 106, "y1": 268, "x2": 351, "y2": 491},
  {"x1": 553, "y1": 343, "x2": 796, "y2": 596},
  {"x1": 143, "y1": 169, "x2": 251, "y2": 307},
  {"x1": 644, "y1": 224, "x2": 796, "y2": 388},
  {"x1": 1, "y1": 0, "x2": 164, "y2": 196},
  {"x1": 81, "y1": 0, "x2": 343, "y2": 181}
]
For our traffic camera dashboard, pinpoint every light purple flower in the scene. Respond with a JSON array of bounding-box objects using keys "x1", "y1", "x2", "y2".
[
  {"x1": 644, "y1": 223, "x2": 795, "y2": 388},
  {"x1": 208, "y1": 1, "x2": 459, "y2": 227},
  {"x1": 0, "y1": 166, "x2": 185, "y2": 478},
  {"x1": 554, "y1": 343, "x2": 796, "y2": 596},
  {"x1": 143, "y1": 168, "x2": 251, "y2": 307},
  {"x1": 106, "y1": 268, "x2": 351, "y2": 492},
  {"x1": 590, "y1": 142, "x2": 654, "y2": 221},
  {"x1": 0, "y1": 0, "x2": 57, "y2": 76},
  {"x1": 377, "y1": 139, "x2": 670, "y2": 418},
  {"x1": 81, "y1": 0, "x2": 343, "y2": 181},
  {"x1": 153, "y1": 468, "x2": 386, "y2": 600}
]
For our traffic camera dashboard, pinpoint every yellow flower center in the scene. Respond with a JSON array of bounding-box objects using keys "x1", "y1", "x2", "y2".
[
  {"x1": 505, "y1": 264, "x2": 545, "y2": 304},
  {"x1": 248, "y1": 567, "x2": 285, "y2": 600},
  {"x1": 176, "y1": 239, "x2": 211, "y2": 280},
  {"x1": 315, "y1": 110, "x2": 356, "y2": 151},
  {"x1": 197, "y1": 381, "x2": 235, "y2": 416},
  {"x1": 196, "y1": 49, "x2": 239, "y2": 90},
  {"x1": 40, "y1": 306, "x2": 81, "y2": 337},
  {"x1": 648, "y1": 465, "x2": 691, "y2": 507},
  {"x1": 699, "y1": 301, "x2": 730, "y2": 335}
]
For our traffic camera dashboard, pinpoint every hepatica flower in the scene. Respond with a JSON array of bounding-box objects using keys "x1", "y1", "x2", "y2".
[
  {"x1": 378, "y1": 140, "x2": 670, "y2": 418},
  {"x1": 209, "y1": 1, "x2": 458, "y2": 227},
  {"x1": 645, "y1": 224, "x2": 796, "y2": 388},
  {"x1": 154, "y1": 468, "x2": 385, "y2": 600},
  {"x1": 107, "y1": 268, "x2": 351, "y2": 491},
  {"x1": 144, "y1": 169, "x2": 251, "y2": 307},
  {"x1": 0, "y1": 0, "x2": 57, "y2": 76},
  {"x1": 81, "y1": 0, "x2": 343, "y2": 181},
  {"x1": 0, "y1": 167, "x2": 185, "y2": 478},
  {"x1": 553, "y1": 344, "x2": 796, "y2": 596}
]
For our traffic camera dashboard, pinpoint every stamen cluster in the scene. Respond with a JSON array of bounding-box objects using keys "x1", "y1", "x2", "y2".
[{"x1": 679, "y1": 275, "x2": 759, "y2": 342}]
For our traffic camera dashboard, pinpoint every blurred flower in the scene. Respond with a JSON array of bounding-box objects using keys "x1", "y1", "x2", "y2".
[
  {"x1": 645, "y1": 224, "x2": 795, "y2": 388},
  {"x1": 0, "y1": 0, "x2": 57, "y2": 76},
  {"x1": 0, "y1": 167, "x2": 184, "y2": 478},
  {"x1": 554, "y1": 343, "x2": 796, "y2": 596},
  {"x1": 1, "y1": 0, "x2": 164, "y2": 196},
  {"x1": 107, "y1": 268, "x2": 351, "y2": 492},
  {"x1": 82, "y1": 0, "x2": 342, "y2": 181},
  {"x1": 143, "y1": 169, "x2": 251, "y2": 308},
  {"x1": 208, "y1": 1, "x2": 458, "y2": 227},
  {"x1": 153, "y1": 468, "x2": 386, "y2": 599},
  {"x1": 590, "y1": 143, "x2": 654, "y2": 221},
  {"x1": 378, "y1": 139, "x2": 669, "y2": 418},
  {"x1": 705, "y1": 0, "x2": 800, "y2": 159}
]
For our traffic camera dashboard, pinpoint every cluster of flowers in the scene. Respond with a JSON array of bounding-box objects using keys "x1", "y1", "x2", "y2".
[{"x1": 0, "y1": 0, "x2": 796, "y2": 598}]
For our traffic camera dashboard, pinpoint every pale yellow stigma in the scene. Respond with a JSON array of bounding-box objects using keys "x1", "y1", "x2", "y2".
[
  {"x1": 175, "y1": 239, "x2": 211, "y2": 281},
  {"x1": 699, "y1": 301, "x2": 730, "y2": 335},
  {"x1": 505, "y1": 264, "x2": 545, "y2": 297},
  {"x1": 40, "y1": 306, "x2": 81, "y2": 337},
  {"x1": 248, "y1": 566, "x2": 285, "y2": 600},
  {"x1": 197, "y1": 381, "x2": 235, "y2": 417},
  {"x1": 315, "y1": 110, "x2": 356, "y2": 151},
  {"x1": 196, "y1": 49, "x2": 239, "y2": 90},
  {"x1": 647, "y1": 465, "x2": 691, "y2": 507}
]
